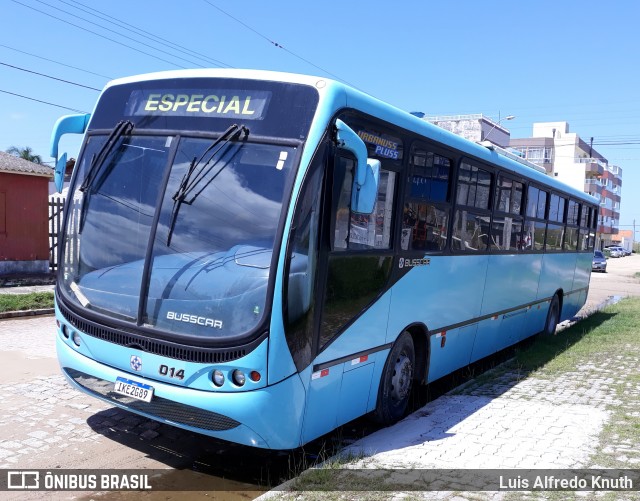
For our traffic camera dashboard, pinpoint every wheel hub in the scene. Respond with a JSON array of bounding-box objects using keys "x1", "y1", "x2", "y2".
[{"x1": 390, "y1": 355, "x2": 412, "y2": 401}]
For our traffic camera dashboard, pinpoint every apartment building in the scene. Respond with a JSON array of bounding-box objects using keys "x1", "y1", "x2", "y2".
[
  {"x1": 424, "y1": 114, "x2": 512, "y2": 148},
  {"x1": 510, "y1": 122, "x2": 621, "y2": 247},
  {"x1": 421, "y1": 117, "x2": 622, "y2": 248}
]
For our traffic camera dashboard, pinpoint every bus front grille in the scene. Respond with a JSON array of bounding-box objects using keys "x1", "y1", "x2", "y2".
[
  {"x1": 57, "y1": 300, "x2": 254, "y2": 364},
  {"x1": 65, "y1": 368, "x2": 240, "y2": 432}
]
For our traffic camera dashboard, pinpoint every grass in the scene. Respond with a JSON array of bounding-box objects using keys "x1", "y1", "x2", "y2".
[
  {"x1": 511, "y1": 299, "x2": 639, "y2": 376},
  {"x1": 506, "y1": 298, "x2": 640, "y2": 473},
  {"x1": 0, "y1": 291, "x2": 54, "y2": 312},
  {"x1": 280, "y1": 451, "x2": 399, "y2": 499}
]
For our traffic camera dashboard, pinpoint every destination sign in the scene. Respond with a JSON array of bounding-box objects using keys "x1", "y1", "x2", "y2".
[{"x1": 125, "y1": 89, "x2": 272, "y2": 120}]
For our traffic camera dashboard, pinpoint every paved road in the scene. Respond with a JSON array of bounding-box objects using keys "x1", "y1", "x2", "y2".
[
  {"x1": 0, "y1": 320, "x2": 269, "y2": 499},
  {"x1": 580, "y1": 253, "x2": 640, "y2": 313},
  {"x1": 0, "y1": 255, "x2": 639, "y2": 498},
  {"x1": 0, "y1": 285, "x2": 55, "y2": 295}
]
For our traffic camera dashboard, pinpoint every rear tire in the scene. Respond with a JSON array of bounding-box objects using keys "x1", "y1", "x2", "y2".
[
  {"x1": 372, "y1": 331, "x2": 415, "y2": 425},
  {"x1": 543, "y1": 294, "x2": 560, "y2": 336}
]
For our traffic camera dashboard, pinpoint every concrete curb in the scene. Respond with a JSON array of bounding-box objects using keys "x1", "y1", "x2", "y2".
[{"x1": 0, "y1": 308, "x2": 55, "y2": 320}]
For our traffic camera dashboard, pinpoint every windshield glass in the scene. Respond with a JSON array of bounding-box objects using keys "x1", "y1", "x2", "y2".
[{"x1": 61, "y1": 133, "x2": 297, "y2": 339}]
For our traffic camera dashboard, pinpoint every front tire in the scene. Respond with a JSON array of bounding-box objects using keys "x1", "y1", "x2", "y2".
[
  {"x1": 543, "y1": 294, "x2": 560, "y2": 336},
  {"x1": 372, "y1": 331, "x2": 415, "y2": 425}
]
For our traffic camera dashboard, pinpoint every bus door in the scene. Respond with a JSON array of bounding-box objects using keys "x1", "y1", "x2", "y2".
[{"x1": 300, "y1": 152, "x2": 395, "y2": 444}]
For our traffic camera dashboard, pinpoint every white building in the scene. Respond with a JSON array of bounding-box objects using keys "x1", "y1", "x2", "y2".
[
  {"x1": 424, "y1": 114, "x2": 512, "y2": 148},
  {"x1": 510, "y1": 122, "x2": 622, "y2": 246}
]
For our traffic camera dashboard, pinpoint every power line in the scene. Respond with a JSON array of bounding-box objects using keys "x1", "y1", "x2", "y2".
[
  {"x1": 10, "y1": 0, "x2": 188, "y2": 69},
  {"x1": 201, "y1": 0, "x2": 360, "y2": 89},
  {"x1": 0, "y1": 89, "x2": 88, "y2": 113},
  {"x1": 55, "y1": 0, "x2": 233, "y2": 69},
  {"x1": 32, "y1": 0, "x2": 209, "y2": 68},
  {"x1": 0, "y1": 43, "x2": 112, "y2": 80},
  {"x1": 0, "y1": 61, "x2": 101, "y2": 91}
]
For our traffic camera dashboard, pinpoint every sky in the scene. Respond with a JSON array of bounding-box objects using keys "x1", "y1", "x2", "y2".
[{"x1": 2, "y1": 0, "x2": 640, "y2": 230}]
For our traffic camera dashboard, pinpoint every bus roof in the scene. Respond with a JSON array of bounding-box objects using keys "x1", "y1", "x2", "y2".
[{"x1": 104, "y1": 68, "x2": 597, "y2": 205}]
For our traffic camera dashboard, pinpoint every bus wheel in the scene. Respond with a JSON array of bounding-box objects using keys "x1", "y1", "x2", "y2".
[
  {"x1": 373, "y1": 331, "x2": 415, "y2": 425},
  {"x1": 543, "y1": 294, "x2": 560, "y2": 336}
]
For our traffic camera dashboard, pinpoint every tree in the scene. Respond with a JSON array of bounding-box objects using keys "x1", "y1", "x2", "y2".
[{"x1": 6, "y1": 146, "x2": 43, "y2": 164}]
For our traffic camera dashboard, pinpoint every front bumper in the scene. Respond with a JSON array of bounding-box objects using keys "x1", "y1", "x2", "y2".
[{"x1": 56, "y1": 334, "x2": 306, "y2": 449}]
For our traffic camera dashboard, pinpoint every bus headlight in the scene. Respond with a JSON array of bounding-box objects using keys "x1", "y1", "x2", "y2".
[
  {"x1": 212, "y1": 370, "x2": 225, "y2": 387},
  {"x1": 232, "y1": 370, "x2": 245, "y2": 387},
  {"x1": 71, "y1": 331, "x2": 81, "y2": 346}
]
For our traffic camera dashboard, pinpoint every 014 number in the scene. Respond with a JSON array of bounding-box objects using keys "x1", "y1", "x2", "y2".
[{"x1": 158, "y1": 364, "x2": 185, "y2": 380}]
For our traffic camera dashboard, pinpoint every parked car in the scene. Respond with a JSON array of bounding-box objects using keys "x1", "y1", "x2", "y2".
[
  {"x1": 605, "y1": 246, "x2": 624, "y2": 258},
  {"x1": 610, "y1": 246, "x2": 626, "y2": 257},
  {"x1": 592, "y1": 250, "x2": 607, "y2": 272}
]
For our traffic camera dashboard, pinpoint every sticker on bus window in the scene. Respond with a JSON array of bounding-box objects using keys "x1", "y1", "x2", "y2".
[{"x1": 356, "y1": 130, "x2": 401, "y2": 160}]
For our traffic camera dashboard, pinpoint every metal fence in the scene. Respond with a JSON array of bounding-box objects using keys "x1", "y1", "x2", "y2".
[{"x1": 48, "y1": 197, "x2": 65, "y2": 272}]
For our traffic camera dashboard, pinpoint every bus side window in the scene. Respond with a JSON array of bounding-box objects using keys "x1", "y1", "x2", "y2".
[
  {"x1": 523, "y1": 185, "x2": 548, "y2": 252},
  {"x1": 332, "y1": 155, "x2": 354, "y2": 250},
  {"x1": 284, "y1": 147, "x2": 326, "y2": 371},
  {"x1": 332, "y1": 155, "x2": 396, "y2": 251},
  {"x1": 491, "y1": 175, "x2": 524, "y2": 252},
  {"x1": 402, "y1": 146, "x2": 451, "y2": 252},
  {"x1": 564, "y1": 199, "x2": 579, "y2": 251},
  {"x1": 578, "y1": 204, "x2": 596, "y2": 251},
  {"x1": 452, "y1": 161, "x2": 492, "y2": 252},
  {"x1": 546, "y1": 194, "x2": 566, "y2": 251}
]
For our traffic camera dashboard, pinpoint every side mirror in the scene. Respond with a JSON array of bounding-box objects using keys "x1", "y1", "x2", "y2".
[
  {"x1": 334, "y1": 119, "x2": 380, "y2": 214},
  {"x1": 50, "y1": 113, "x2": 91, "y2": 192},
  {"x1": 54, "y1": 153, "x2": 67, "y2": 194},
  {"x1": 351, "y1": 159, "x2": 380, "y2": 214}
]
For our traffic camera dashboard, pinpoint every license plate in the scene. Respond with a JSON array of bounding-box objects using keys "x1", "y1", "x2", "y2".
[{"x1": 114, "y1": 376, "x2": 154, "y2": 403}]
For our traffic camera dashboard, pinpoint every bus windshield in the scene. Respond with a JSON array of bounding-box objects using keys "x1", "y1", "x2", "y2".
[
  {"x1": 61, "y1": 132, "x2": 298, "y2": 340},
  {"x1": 58, "y1": 77, "x2": 318, "y2": 342}
]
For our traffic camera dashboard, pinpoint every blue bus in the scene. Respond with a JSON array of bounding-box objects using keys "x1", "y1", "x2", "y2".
[{"x1": 50, "y1": 69, "x2": 598, "y2": 449}]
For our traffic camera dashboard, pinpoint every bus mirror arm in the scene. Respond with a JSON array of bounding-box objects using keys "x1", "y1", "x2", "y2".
[
  {"x1": 334, "y1": 119, "x2": 380, "y2": 214},
  {"x1": 50, "y1": 113, "x2": 91, "y2": 193}
]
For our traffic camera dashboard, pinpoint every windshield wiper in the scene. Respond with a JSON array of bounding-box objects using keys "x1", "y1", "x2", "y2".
[
  {"x1": 78, "y1": 120, "x2": 134, "y2": 233},
  {"x1": 79, "y1": 120, "x2": 134, "y2": 193},
  {"x1": 166, "y1": 124, "x2": 249, "y2": 246}
]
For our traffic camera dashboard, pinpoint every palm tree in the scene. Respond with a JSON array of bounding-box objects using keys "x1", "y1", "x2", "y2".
[{"x1": 6, "y1": 145, "x2": 43, "y2": 164}]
